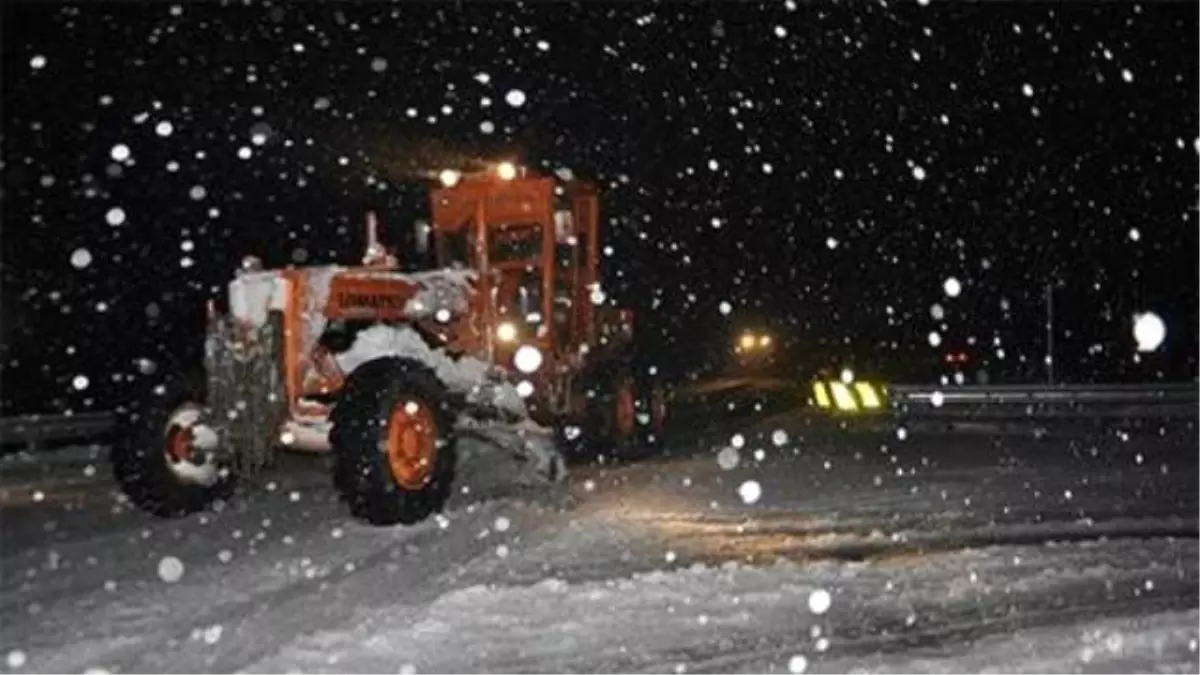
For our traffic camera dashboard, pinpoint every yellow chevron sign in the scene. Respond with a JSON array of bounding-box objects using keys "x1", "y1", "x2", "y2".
[{"x1": 811, "y1": 380, "x2": 887, "y2": 413}]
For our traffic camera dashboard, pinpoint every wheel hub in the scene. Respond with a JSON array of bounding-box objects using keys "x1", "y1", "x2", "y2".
[
  {"x1": 386, "y1": 400, "x2": 438, "y2": 490},
  {"x1": 166, "y1": 425, "x2": 194, "y2": 463},
  {"x1": 161, "y1": 406, "x2": 225, "y2": 487}
]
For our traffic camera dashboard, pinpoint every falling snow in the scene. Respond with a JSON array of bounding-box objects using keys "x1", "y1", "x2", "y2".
[
  {"x1": 158, "y1": 556, "x2": 185, "y2": 583},
  {"x1": 1, "y1": 9, "x2": 1196, "y2": 670},
  {"x1": 69, "y1": 248, "x2": 93, "y2": 269},
  {"x1": 505, "y1": 89, "x2": 527, "y2": 107},
  {"x1": 808, "y1": 589, "x2": 832, "y2": 615},
  {"x1": 737, "y1": 480, "x2": 762, "y2": 504}
]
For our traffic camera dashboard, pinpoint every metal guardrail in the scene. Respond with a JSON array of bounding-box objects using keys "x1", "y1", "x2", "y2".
[
  {"x1": 0, "y1": 412, "x2": 117, "y2": 451},
  {"x1": 890, "y1": 382, "x2": 1198, "y2": 421},
  {"x1": 0, "y1": 381, "x2": 1194, "y2": 451}
]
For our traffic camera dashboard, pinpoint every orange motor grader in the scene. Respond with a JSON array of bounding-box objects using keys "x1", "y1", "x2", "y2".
[{"x1": 113, "y1": 162, "x2": 668, "y2": 525}]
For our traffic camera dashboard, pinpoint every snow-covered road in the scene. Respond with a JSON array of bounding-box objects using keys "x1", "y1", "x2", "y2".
[{"x1": 1, "y1": 403, "x2": 1196, "y2": 673}]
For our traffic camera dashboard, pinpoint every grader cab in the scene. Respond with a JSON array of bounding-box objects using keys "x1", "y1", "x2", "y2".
[{"x1": 113, "y1": 162, "x2": 667, "y2": 526}]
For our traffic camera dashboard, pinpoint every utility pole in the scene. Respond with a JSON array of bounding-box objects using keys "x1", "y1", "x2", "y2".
[{"x1": 1044, "y1": 282, "x2": 1055, "y2": 385}]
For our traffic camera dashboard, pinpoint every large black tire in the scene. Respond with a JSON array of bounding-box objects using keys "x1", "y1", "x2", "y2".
[
  {"x1": 329, "y1": 357, "x2": 457, "y2": 526},
  {"x1": 112, "y1": 378, "x2": 236, "y2": 518},
  {"x1": 634, "y1": 370, "x2": 668, "y2": 452},
  {"x1": 577, "y1": 362, "x2": 640, "y2": 462}
]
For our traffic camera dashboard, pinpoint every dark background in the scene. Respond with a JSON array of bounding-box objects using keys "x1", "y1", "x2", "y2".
[{"x1": 1, "y1": 1, "x2": 1197, "y2": 416}]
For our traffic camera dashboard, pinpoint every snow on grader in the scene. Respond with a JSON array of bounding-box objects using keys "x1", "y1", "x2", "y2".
[{"x1": 113, "y1": 162, "x2": 668, "y2": 525}]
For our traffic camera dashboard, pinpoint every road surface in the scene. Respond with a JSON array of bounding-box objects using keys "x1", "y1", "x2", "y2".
[{"x1": 1, "y1": 393, "x2": 1196, "y2": 673}]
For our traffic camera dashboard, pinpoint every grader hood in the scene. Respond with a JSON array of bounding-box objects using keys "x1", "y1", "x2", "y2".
[{"x1": 226, "y1": 266, "x2": 478, "y2": 329}]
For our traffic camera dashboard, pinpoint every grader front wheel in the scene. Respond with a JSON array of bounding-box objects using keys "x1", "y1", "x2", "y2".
[
  {"x1": 329, "y1": 357, "x2": 457, "y2": 526},
  {"x1": 385, "y1": 400, "x2": 440, "y2": 490}
]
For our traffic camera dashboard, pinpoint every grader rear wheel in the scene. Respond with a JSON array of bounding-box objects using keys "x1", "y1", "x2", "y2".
[{"x1": 112, "y1": 382, "x2": 236, "y2": 518}]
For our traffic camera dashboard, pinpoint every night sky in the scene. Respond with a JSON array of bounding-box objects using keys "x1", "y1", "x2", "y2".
[{"x1": 1, "y1": 1, "x2": 1197, "y2": 416}]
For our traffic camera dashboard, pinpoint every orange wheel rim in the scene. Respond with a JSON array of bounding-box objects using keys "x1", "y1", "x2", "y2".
[
  {"x1": 166, "y1": 425, "x2": 192, "y2": 462},
  {"x1": 386, "y1": 401, "x2": 438, "y2": 490},
  {"x1": 615, "y1": 384, "x2": 636, "y2": 438}
]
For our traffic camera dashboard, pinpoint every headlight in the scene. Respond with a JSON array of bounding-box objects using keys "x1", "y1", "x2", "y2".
[
  {"x1": 514, "y1": 345, "x2": 543, "y2": 374},
  {"x1": 439, "y1": 168, "x2": 461, "y2": 187},
  {"x1": 496, "y1": 161, "x2": 517, "y2": 181},
  {"x1": 759, "y1": 335, "x2": 771, "y2": 347},
  {"x1": 496, "y1": 321, "x2": 518, "y2": 343},
  {"x1": 739, "y1": 333, "x2": 756, "y2": 350}
]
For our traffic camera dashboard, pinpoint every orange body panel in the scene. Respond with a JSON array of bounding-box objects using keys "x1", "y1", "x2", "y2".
[
  {"x1": 431, "y1": 177, "x2": 556, "y2": 234},
  {"x1": 282, "y1": 270, "x2": 305, "y2": 411},
  {"x1": 325, "y1": 275, "x2": 419, "y2": 321}
]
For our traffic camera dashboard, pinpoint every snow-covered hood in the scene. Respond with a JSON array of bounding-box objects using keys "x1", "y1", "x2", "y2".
[{"x1": 226, "y1": 266, "x2": 478, "y2": 329}]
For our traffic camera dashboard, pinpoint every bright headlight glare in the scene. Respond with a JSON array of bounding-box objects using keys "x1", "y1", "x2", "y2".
[
  {"x1": 439, "y1": 168, "x2": 461, "y2": 187},
  {"x1": 496, "y1": 321, "x2": 518, "y2": 343},
  {"x1": 514, "y1": 345, "x2": 543, "y2": 374}
]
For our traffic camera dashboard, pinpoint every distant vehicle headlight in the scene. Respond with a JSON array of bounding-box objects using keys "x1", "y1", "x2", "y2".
[
  {"x1": 739, "y1": 333, "x2": 756, "y2": 350},
  {"x1": 496, "y1": 321, "x2": 518, "y2": 343},
  {"x1": 514, "y1": 345, "x2": 543, "y2": 374},
  {"x1": 759, "y1": 335, "x2": 771, "y2": 347}
]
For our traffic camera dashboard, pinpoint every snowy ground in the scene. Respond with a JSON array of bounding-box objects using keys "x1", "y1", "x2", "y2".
[{"x1": 0, "y1": 392, "x2": 1196, "y2": 674}]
